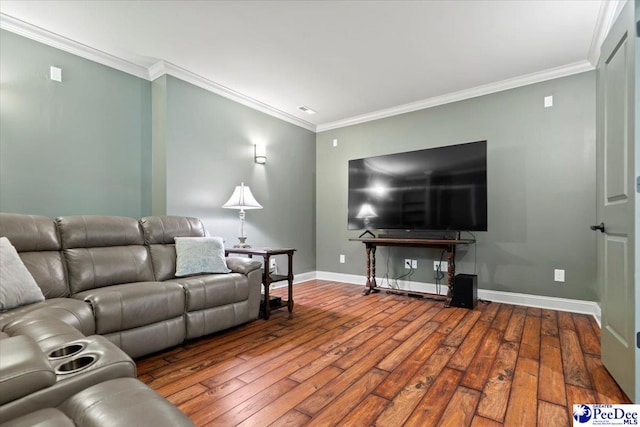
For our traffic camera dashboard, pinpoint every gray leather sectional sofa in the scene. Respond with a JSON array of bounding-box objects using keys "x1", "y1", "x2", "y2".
[{"x1": 0, "y1": 213, "x2": 263, "y2": 426}]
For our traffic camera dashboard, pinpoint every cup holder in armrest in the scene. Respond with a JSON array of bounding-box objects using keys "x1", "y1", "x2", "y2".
[
  {"x1": 55, "y1": 354, "x2": 97, "y2": 375},
  {"x1": 49, "y1": 343, "x2": 86, "y2": 359}
]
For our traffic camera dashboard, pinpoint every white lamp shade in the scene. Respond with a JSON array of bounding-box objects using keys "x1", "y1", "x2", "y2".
[
  {"x1": 222, "y1": 182, "x2": 263, "y2": 210},
  {"x1": 356, "y1": 203, "x2": 378, "y2": 219}
]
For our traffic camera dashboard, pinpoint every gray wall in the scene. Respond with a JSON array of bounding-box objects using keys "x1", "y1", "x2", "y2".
[
  {"x1": 156, "y1": 76, "x2": 317, "y2": 274},
  {"x1": 0, "y1": 31, "x2": 317, "y2": 276},
  {"x1": 151, "y1": 75, "x2": 168, "y2": 216},
  {"x1": 2, "y1": 29, "x2": 597, "y2": 295},
  {"x1": 317, "y1": 72, "x2": 597, "y2": 301},
  {"x1": 0, "y1": 30, "x2": 152, "y2": 217}
]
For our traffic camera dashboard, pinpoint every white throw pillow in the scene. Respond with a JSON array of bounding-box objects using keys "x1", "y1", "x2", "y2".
[
  {"x1": 174, "y1": 236, "x2": 230, "y2": 277},
  {"x1": 0, "y1": 236, "x2": 45, "y2": 311}
]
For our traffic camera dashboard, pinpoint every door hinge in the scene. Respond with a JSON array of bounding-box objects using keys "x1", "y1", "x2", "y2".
[
  {"x1": 637, "y1": 176, "x2": 640, "y2": 193},
  {"x1": 637, "y1": 331, "x2": 640, "y2": 349}
]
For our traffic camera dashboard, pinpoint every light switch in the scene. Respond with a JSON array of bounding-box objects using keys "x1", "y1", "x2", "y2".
[
  {"x1": 50, "y1": 66, "x2": 62, "y2": 82},
  {"x1": 544, "y1": 96, "x2": 553, "y2": 108}
]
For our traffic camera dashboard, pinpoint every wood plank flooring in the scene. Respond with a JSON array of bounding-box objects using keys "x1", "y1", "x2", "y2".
[{"x1": 137, "y1": 280, "x2": 631, "y2": 426}]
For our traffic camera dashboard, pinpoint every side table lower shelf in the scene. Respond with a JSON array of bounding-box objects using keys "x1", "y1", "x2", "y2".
[
  {"x1": 260, "y1": 272, "x2": 294, "y2": 319},
  {"x1": 260, "y1": 295, "x2": 283, "y2": 318}
]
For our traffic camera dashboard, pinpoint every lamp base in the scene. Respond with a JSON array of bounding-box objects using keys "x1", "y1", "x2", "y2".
[
  {"x1": 234, "y1": 237, "x2": 251, "y2": 248},
  {"x1": 358, "y1": 229, "x2": 376, "y2": 238},
  {"x1": 233, "y1": 243, "x2": 252, "y2": 248}
]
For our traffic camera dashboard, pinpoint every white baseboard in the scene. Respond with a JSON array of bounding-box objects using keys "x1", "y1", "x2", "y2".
[
  {"x1": 290, "y1": 271, "x2": 601, "y2": 326},
  {"x1": 292, "y1": 271, "x2": 317, "y2": 285},
  {"x1": 478, "y1": 289, "x2": 601, "y2": 327}
]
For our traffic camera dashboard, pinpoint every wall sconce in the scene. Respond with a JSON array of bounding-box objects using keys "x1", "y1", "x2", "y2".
[{"x1": 254, "y1": 144, "x2": 266, "y2": 164}]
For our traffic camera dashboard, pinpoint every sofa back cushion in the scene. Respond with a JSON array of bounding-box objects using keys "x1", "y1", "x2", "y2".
[
  {"x1": 0, "y1": 213, "x2": 69, "y2": 298},
  {"x1": 0, "y1": 237, "x2": 45, "y2": 310},
  {"x1": 139, "y1": 216, "x2": 206, "y2": 281},
  {"x1": 57, "y1": 216, "x2": 155, "y2": 294}
]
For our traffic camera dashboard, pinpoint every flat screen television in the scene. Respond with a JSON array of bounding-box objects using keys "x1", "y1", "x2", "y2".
[{"x1": 348, "y1": 140, "x2": 487, "y2": 233}]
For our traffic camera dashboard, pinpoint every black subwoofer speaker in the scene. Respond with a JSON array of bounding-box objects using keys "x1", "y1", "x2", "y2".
[{"x1": 451, "y1": 274, "x2": 477, "y2": 309}]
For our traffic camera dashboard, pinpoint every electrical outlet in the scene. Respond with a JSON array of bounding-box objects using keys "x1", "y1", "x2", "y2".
[
  {"x1": 269, "y1": 258, "x2": 277, "y2": 273},
  {"x1": 434, "y1": 261, "x2": 448, "y2": 272},
  {"x1": 404, "y1": 259, "x2": 412, "y2": 269},
  {"x1": 339, "y1": 254, "x2": 345, "y2": 264},
  {"x1": 554, "y1": 269, "x2": 565, "y2": 282},
  {"x1": 411, "y1": 260, "x2": 417, "y2": 269}
]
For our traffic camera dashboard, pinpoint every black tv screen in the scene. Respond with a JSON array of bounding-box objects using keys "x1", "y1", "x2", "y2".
[{"x1": 348, "y1": 140, "x2": 487, "y2": 232}]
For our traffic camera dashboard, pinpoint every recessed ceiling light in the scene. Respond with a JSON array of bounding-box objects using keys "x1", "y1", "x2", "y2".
[{"x1": 297, "y1": 105, "x2": 317, "y2": 115}]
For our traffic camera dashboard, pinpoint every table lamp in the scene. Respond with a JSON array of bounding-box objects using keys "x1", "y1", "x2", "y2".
[
  {"x1": 356, "y1": 203, "x2": 378, "y2": 238},
  {"x1": 222, "y1": 182, "x2": 263, "y2": 247}
]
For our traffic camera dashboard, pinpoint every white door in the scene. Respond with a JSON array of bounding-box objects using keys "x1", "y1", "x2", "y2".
[{"x1": 596, "y1": 0, "x2": 638, "y2": 402}]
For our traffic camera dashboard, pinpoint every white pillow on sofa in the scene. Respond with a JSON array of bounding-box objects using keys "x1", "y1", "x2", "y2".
[
  {"x1": 0, "y1": 236, "x2": 45, "y2": 311},
  {"x1": 174, "y1": 236, "x2": 230, "y2": 277}
]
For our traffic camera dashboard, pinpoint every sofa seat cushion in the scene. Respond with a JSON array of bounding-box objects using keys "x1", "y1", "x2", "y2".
[
  {"x1": 168, "y1": 273, "x2": 249, "y2": 312},
  {"x1": 73, "y1": 282, "x2": 185, "y2": 335},
  {"x1": 0, "y1": 298, "x2": 95, "y2": 336}
]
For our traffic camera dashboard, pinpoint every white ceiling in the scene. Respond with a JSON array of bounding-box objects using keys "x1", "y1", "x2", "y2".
[{"x1": 0, "y1": 1, "x2": 622, "y2": 132}]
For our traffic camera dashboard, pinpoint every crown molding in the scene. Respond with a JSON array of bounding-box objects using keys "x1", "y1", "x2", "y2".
[
  {"x1": 148, "y1": 61, "x2": 317, "y2": 132},
  {"x1": 316, "y1": 60, "x2": 594, "y2": 132},
  {"x1": 1, "y1": 11, "x2": 599, "y2": 135},
  {"x1": 587, "y1": 0, "x2": 626, "y2": 66},
  {"x1": 0, "y1": 13, "x2": 149, "y2": 80},
  {"x1": 0, "y1": 13, "x2": 316, "y2": 132}
]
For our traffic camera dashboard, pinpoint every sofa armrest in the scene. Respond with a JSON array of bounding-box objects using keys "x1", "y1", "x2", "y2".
[
  {"x1": 0, "y1": 335, "x2": 56, "y2": 405},
  {"x1": 0, "y1": 298, "x2": 96, "y2": 336},
  {"x1": 60, "y1": 378, "x2": 195, "y2": 427},
  {"x1": 225, "y1": 257, "x2": 262, "y2": 275},
  {"x1": 3, "y1": 318, "x2": 86, "y2": 353}
]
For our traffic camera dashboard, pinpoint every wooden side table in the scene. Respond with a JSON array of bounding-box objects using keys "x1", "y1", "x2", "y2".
[{"x1": 225, "y1": 247, "x2": 296, "y2": 320}]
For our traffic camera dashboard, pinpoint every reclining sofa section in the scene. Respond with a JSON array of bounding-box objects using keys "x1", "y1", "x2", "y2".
[
  {"x1": 0, "y1": 213, "x2": 263, "y2": 359},
  {"x1": 57, "y1": 215, "x2": 187, "y2": 358},
  {"x1": 140, "y1": 216, "x2": 263, "y2": 340}
]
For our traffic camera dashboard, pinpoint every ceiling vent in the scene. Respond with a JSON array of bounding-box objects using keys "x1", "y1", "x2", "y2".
[{"x1": 297, "y1": 105, "x2": 317, "y2": 114}]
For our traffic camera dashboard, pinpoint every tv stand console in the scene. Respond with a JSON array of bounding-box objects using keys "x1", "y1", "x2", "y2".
[{"x1": 349, "y1": 237, "x2": 475, "y2": 299}]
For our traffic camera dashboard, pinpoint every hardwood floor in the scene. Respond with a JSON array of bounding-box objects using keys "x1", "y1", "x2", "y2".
[{"x1": 137, "y1": 280, "x2": 631, "y2": 426}]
